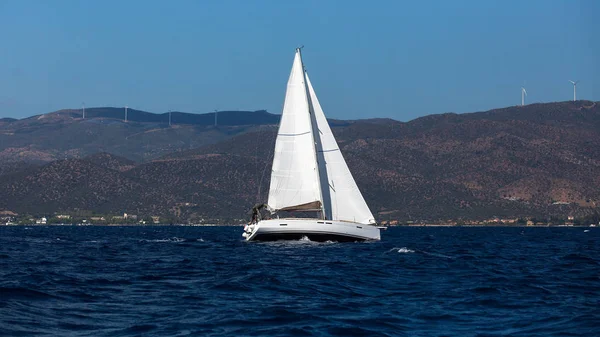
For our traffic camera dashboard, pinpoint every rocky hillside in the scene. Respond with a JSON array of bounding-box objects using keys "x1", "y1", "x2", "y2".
[{"x1": 0, "y1": 101, "x2": 599, "y2": 222}]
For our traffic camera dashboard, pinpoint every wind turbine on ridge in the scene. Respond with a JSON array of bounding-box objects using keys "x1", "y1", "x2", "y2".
[
  {"x1": 569, "y1": 80, "x2": 579, "y2": 101},
  {"x1": 521, "y1": 86, "x2": 527, "y2": 106}
]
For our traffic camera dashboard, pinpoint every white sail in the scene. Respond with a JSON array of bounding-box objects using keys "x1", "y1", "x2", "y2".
[
  {"x1": 305, "y1": 74, "x2": 376, "y2": 225},
  {"x1": 267, "y1": 50, "x2": 322, "y2": 211}
]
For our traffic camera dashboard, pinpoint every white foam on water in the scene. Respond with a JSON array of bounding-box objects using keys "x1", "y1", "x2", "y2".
[
  {"x1": 387, "y1": 247, "x2": 415, "y2": 254},
  {"x1": 260, "y1": 236, "x2": 341, "y2": 248},
  {"x1": 140, "y1": 237, "x2": 186, "y2": 243}
]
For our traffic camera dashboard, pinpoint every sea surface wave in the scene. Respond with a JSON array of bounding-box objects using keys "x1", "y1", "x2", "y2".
[{"x1": 0, "y1": 226, "x2": 598, "y2": 336}]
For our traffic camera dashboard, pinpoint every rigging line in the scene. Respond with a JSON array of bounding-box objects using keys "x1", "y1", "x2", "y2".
[
  {"x1": 256, "y1": 126, "x2": 278, "y2": 203},
  {"x1": 254, "y1": 128, "x2": 260, "y2": 203}
]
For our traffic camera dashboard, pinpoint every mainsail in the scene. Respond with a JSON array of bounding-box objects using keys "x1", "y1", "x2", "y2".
[
  {"x1": 306, "y1": 74, "x2": 376, "y2": 225},
  {"x1": 267, "y1": 50, "x2": 322, "y2": 212}
]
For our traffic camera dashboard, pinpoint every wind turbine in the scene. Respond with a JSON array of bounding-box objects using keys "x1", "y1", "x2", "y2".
[
  {"x1": 82, "y1": 102, "x2": 85, "y2": 119},
  {"x1": 169, "y1": 110, "x2": 172, "y2": 126},
  {"x1": 521, "y1": 87, "x2": 527, "y2": 106},
  {"x1": 569, "y1": 80, "x2": 579, "y2": 101},
  {"x1": 125, "y1": 105, "x2": 128, "y2": 122},
  {"x1": 214, "y1": 109, "x2": 218, "y2": 126}
]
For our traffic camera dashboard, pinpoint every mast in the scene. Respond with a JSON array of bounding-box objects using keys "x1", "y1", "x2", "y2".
[{"x1": 297, "y1": 47, "x2": 329, "y2": 220}]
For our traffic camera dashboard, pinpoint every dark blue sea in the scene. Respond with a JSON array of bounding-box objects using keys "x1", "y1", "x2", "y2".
[{"x1": 0, "y1": 226, "x2": 598, "y2": 336}]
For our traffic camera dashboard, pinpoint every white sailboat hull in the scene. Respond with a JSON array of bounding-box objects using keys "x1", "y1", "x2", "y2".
[{"x1": 244, "y1": 218, "x2": 380, "y2": 242}]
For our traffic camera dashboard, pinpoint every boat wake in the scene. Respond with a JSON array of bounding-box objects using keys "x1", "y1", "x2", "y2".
[
  {"x1": 260, "y1": 236, "x2": 339, "y2": 248},
  {"x1": 299, "y1": 236, "x2": 337, "y2": 244}
]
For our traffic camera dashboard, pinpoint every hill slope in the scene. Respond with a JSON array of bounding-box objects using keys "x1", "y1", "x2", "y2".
[
  {"x1": 1, "y1": 101, "x2": 599, "y2": 222},
  {"x1": 0, "y1": 108, "x2": 356, "y2": 163}
]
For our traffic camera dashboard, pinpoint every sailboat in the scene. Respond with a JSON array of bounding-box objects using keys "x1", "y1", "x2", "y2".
[{"x1": 243, "y1": 48, "x2": 380, "y2": 242}]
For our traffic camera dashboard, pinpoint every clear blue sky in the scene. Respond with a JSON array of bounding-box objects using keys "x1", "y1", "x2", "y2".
[{"x1": 1, "y1": 0, "x2": 598, "y2": 121}]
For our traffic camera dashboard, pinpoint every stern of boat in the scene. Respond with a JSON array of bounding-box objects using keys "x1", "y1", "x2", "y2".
[{"x1": 242, "y1": 223, "x2": 259, "y2": 241}]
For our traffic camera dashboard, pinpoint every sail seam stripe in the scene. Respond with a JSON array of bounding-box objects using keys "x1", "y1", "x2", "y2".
[{"x1": 277, "y1": 131, "x2": 311, "y2": 136}]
